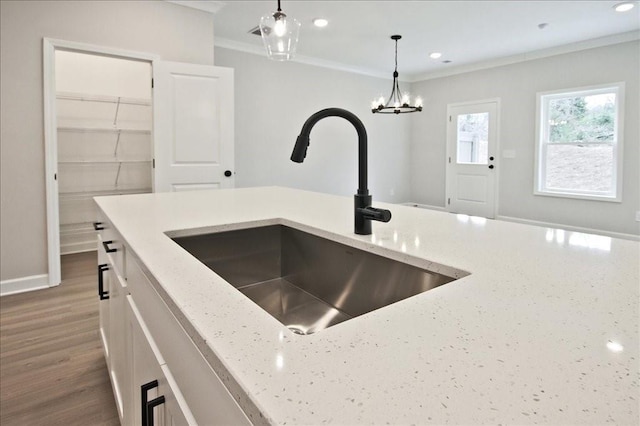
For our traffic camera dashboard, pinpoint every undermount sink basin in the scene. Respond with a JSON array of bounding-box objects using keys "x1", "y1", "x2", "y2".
[{"x1": 171, "y1": 225, "x2": 464, "y2": 335}]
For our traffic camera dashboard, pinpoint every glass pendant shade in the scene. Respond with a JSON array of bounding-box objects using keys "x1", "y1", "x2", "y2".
[{"x1": 259, "y1": 7, "x2": 301, "y2": 61}]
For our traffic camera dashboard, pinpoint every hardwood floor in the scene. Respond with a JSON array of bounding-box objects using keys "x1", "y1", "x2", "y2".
[{"x1": 0, "y1": 252, "x2": 119, "y2": 425}]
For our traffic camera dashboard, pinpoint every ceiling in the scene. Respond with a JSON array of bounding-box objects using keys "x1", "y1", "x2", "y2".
[{"x1": 181, "y1": 1, "x2": 640, "y2": 80}]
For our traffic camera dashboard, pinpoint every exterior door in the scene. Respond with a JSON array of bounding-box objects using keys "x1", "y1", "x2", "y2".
[
  {"x1": 446, "y1": 100, "x2": 499, "y2": 218},
  {"x1": 153, "y1": 61, "x2": 234, "y2": 192}
]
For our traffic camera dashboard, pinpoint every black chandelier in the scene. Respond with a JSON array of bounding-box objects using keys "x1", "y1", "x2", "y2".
[{"x1": 372, "y1": 35, "x2": 422, "y2": 114}]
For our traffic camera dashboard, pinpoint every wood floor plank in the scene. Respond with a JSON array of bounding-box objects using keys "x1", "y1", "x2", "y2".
[{"x1": 0, "y1": 252, "x2": 119, "y2": 425}]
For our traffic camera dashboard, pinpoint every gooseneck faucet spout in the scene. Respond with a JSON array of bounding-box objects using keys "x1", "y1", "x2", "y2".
[{"x1": 290, "y1": 108, "x2": 392, "y2": 235}]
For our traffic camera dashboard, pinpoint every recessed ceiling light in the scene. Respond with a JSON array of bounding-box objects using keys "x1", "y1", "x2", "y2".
[
  {"x1": 538, "y1": 22, "x2": 549, "y2": 30},
  {"x1": 429, "y1": 52, "x2": 442, "y2": 59},
  {"x1": 313, "y1": 18, "x2": 329, "y2": 28},
  {"x1": 614, "y1": 2, "x2": 635, "y2": 12},
  {"x1": 442, "y1": 60, "x2": 452, "y2": 64}
]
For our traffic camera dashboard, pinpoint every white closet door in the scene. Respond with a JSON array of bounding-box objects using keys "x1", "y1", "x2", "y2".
[{"x1": 153, "y1": 61, "x2": 234, "y2": 192}]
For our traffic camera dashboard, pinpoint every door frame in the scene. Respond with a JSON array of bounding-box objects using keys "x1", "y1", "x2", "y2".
[
  {"x1": 43, "y1": 38, "x2": 158, "y2": 286},
  {"x1": 445, "y1": 98, "x2": 501, "y2": 219}
]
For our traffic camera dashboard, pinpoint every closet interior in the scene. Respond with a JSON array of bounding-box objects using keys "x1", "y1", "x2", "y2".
[{"x1": 55, "y1": 51, "x2": 152, "y2": 255}]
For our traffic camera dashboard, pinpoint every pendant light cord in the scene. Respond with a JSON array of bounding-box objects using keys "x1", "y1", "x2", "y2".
[{"x1": 277, "y1": 0, "x2": 282, "y2": 12}]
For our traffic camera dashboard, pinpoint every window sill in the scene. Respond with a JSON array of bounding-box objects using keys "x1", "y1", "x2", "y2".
[{"x1": 534, "y1": 189, "x2": 621, "y2": 203}]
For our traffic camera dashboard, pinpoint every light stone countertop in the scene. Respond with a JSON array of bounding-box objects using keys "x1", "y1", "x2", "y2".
[{"x1": 95, "y1": 186, "x2": 639, "y2": 425}]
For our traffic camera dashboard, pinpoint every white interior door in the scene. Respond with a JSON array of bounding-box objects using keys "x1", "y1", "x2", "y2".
[
  {"x1": 153, "y1": 61, "x2": 234, "y2": 192},
  {"x1": 446, "y1": 100, "x2": 499, "y2": 218}
]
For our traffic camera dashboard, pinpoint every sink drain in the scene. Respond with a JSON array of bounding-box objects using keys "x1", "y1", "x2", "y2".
[{"x1": 287, "y1": 326, "x2": 312, "y2": 335}]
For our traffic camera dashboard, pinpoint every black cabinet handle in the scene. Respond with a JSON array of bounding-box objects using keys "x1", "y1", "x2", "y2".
[
  {"x1": 489, "y1": 156, "x2": 494, "y2": 161},
  {"x1": 93, "y1": 222, "x2": 104, "y2": 231},
  {"x1": 224, "y1": 170, "x2": 232, "y2": 177},
  {"x1": 140, "y1": 380, "x2": 158, "y2": 426},
  {"x1": 102, "y1": 240, "x2": 117, "y2": 253},
  {"x1": 146, "y1": 395, "x2": 166, "y2": 426},
  {"x1": 488, "y1": 165, "x2": 494, "y2": 169},
  {"x1": 98, "y1": 264, "x2": 109, "y2": 300},
  {"x1": 142, "y1": 380, "x2": 165, "y2": 426}
]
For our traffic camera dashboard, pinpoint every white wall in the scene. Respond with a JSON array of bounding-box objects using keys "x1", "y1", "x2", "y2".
[
  {"x1": 409, "y1": 41, "x2": 639, "y2": 236},
  {"x1": 214, "y1": 47, "x2": 412, "y2": 204},
  {"x1": 0, "y1": 0, "x2": 215, "y2": 282}
]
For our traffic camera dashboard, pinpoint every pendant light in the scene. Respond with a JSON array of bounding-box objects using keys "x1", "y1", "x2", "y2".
[
  {"x1": 259, "y1": 0, "x2": 301, "y2": 61},
  {"x1": 372, "y1": 35, "x2": 422, "y2": 114}
]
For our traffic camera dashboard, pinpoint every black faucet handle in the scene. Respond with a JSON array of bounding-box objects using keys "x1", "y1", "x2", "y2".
[{"x1": 359, "y1": 206, "x2": 392, "y2": 223}]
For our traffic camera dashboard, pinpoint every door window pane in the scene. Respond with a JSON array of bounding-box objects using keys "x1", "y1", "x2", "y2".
[{"x1": 457, "y1": 113, "x2": 489, "y2": 164}]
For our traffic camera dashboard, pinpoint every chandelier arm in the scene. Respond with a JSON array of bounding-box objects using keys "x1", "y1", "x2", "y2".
[
  {"x1": 385, "y1": 76, "x2": 398, "y2": 107},
  {"x1": 395, "y1": 79, "x2": 404, "y2": 104}
]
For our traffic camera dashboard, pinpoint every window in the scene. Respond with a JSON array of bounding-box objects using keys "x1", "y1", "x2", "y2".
[{"x1": 535, "y1": 83, "x2": 624, "y2": 201}]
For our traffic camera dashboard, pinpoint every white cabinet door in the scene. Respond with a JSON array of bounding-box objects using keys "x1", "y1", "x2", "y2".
[
  {"x1": 107, "y1": 267, "x2": 131, "y2": 425},
  {"x1": 97, "y1": 238, "x2": 110, "y2": 362},
  {"x1": 153, "y1": 61, "x2": 234, "y2": 193},
  {"x1": 127, "y1": 296, "x2": 197, "y2": 426}
]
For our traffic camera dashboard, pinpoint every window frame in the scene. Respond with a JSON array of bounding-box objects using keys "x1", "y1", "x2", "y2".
[{"x1": 534, "y1": 82, "x2": 625, "y2": 202}]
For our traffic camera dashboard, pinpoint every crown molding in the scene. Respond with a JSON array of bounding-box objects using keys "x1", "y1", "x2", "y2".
[
  {"x1": 216, "y1": 30, "x2": 638, "y2": 83},
  {"x1": 165, "y1": 1, "x2": 226, "y2": 14},
  {"x1": 408, "y1": 30, "x2": 640, "y2": 82},
  {"x1": 214, "y1": 37, "x2": 392, "y2": 81}
]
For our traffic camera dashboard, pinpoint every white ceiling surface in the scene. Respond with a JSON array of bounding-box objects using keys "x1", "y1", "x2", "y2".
[{"x1": 195, "y1": 1, "x2": 639, "y2": 80}]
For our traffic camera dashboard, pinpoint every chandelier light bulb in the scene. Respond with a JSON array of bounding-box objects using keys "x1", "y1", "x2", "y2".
[
  {"x1": 415, "y1": 97, "x2": 423, "y2": 108},
  {"x1": 401, "y1": 93, "x2": 410, "y2": 105}
]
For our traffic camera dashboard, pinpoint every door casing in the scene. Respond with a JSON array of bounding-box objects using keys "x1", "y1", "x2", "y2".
[
  {"x1": 445, "y1": 98, "x2": 501, "y2": 219},
  {"x1": 44, "y1": 38, "x2": 159, "y2": 287}
]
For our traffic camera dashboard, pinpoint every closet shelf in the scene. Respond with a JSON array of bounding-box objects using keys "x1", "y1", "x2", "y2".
[
  {"x1": 59, "y1": 188, "x2": 153, "y2": 200},
  {"x1": 57, "y1": 92, "x2": 151, "y2": 106},
  {"x1": 57, "y1": 126, "x2": 151, "y2": 134}
]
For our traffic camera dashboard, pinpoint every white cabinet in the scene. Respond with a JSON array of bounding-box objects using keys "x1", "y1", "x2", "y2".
[
  {"x1": 97, "y1": 217, "x2": 131, "y2": 424},
  {"x1": 97, "y1": 212, "x2": 251, "y2": 425},
  {"x1": 128, "y1": 295, "x2": 196, "y2": 426}
]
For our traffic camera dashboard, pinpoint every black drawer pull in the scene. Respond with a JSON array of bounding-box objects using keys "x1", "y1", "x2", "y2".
[
  {"x1": 141, "y1": 380, "x2": 159, "y2": 426},
  {"x1": 102, "y1": 240, "x2": 117, "y2": 253},
  {"x1": 93, "y1": 222, "x2": 104, "y2": 231},
  {"x1": 98, "y1": 264, "x2": 109, "y2": 300},
  {"x1": 146, "y1": 395, "x2": 166, "y2": 426}
]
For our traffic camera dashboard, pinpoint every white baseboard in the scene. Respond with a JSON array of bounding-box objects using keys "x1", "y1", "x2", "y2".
[
  {"x1": 496, "y1": 215, "x2": 640, "y2": 241},
  {"x1": 0, "y1": 274, "x2": 53, "y2": 297},
  {"x1": 401, "y1": 202, "x2": 447, "y2": 212}
]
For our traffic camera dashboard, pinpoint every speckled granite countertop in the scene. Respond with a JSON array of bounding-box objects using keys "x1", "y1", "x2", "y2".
[{"x1": 95, "y1": 186, "x2": 639, "y2": 425}]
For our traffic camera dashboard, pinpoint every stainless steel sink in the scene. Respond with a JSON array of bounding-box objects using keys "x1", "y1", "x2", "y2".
[{"x1": 171, "y1": 225, "x2": 463, "y2": 335}]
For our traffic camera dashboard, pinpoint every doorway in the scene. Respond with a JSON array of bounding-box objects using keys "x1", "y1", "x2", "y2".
[
  {"x1": 55, "y1": 50, "x2": 153, "y2": 261},
  {"x1": 44, "y1": 39, "x2": 158, "y2": 285},
  {"x1": 445, "y1": 99, "x2": 500, "y2": 218}
]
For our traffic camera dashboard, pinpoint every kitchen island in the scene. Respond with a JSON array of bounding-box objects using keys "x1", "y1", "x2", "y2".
[{"x1": 95, "y1": 186, "x2": 639, "y2": 425}]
